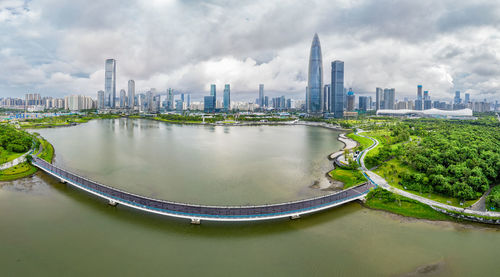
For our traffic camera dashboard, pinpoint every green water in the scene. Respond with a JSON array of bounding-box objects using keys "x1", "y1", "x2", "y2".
[{"x1": 0, "y1": 119, "x2": 498, "y2": 276}]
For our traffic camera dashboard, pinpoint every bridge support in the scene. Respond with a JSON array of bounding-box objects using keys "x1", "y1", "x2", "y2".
[
  {"x1": 191, "y1": 218, "x2": 201, "y2": 225},
  {"x1": 290, "y1": 214, "x2": 301, "y2": 220},
  {"x1": 60, "y1": 178, "x2": 67, "y2": 184},
  {"x1": 108, "y1": 200, "x2": 118, "y2": 206}
]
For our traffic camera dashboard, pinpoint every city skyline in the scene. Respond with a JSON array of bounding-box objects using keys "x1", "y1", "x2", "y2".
[{"x1": 0, "y1": 1, "x2": 499, "y2": 101}]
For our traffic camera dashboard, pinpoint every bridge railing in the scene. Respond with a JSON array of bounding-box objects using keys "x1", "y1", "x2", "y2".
[{"x1": 33, "y1": 157, "x2": 372, "y2": 218}]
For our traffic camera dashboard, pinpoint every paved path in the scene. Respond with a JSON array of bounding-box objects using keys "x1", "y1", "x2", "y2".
[
  {"x1": 357, "y1": 131, "x2": 500, "y2": 218},
  {"x1": 32, "y1": 155, "x2": 374, "y2": 223}
]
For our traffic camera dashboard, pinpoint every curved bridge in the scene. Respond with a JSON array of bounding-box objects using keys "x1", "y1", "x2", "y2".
[{"x1": 32, "y1": 157, "x2": 374, "y2": 223}]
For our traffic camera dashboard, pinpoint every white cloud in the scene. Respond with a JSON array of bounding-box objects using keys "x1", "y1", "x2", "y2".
[{"x1": 0, "y1": 0, "x2": 498, "y2": 102}]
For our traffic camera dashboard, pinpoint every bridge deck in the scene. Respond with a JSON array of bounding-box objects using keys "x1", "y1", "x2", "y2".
[{"x1": 33, "y1": 157, "x2": 374, "y2": 222}]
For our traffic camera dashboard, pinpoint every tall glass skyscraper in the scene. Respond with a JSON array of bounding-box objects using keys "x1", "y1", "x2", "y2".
[
  {"x1": 128, "y1": 80, "x2": 135, "y2": 108},
  {"x1": 307, "y1": 33, "x2": 323, "y2": 114},
  {"x1": 104, "y1": 59, "x2": 116, "y2": 108},
  {"x1": 259, "y1": 84, "x2": 264, "y2": 108},
  {"x1": 210, "y1": 84, "x2": 216, "y2": 109},
  {"x1": 223, "y1": 84, "x2": 230, "y2": 112},
  {"x1": 331, "y1": 61, "x2": 344, "y2": 118}
]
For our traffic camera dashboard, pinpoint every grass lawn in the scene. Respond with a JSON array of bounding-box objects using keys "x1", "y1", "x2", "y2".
[
  {"x1": 374, "y1": 158, "x2": 478, "y2": 208},
  {"x1": 328, "y1": 167, "x2": 366, "y2": 189},
  {"x1": 346, "y1": 133, "x2": 373, "y2": 150},
  {"x1": 0, "y1": 162, "x2": 37, "y2": 181},
  {"x1": 0, "y1": 147, "x2": 25, "y2": 164},
  {"x1": 38, "y1": 138, "x2": 54, "y2": 163},
  {"x1": 366, "y1": 188, "x2": 454, "y2": 221}
]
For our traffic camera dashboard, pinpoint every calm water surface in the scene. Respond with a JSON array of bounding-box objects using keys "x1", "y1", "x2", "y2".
[{"x1": 0, "y1": 119, "x2": 498, "y2": 276}]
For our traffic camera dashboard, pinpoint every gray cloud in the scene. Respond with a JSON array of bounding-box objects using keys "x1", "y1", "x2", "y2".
[{"x1": 0, "y1": 0, "x2": 498, "y2": 102}]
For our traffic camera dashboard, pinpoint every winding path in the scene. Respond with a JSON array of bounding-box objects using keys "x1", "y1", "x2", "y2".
[{"x1": 357, "y1": 131, "x2": 500, "y2": 218}]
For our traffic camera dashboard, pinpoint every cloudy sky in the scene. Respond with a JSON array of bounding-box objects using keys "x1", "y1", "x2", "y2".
[{"x1": 0, "y1": 0, "x2": 499, "y2": 101}]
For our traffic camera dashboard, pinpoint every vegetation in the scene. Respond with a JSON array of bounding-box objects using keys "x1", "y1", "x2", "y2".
[
  {"x1": 328, "y1": 167, "x2": 366, "y2": 189},
  {"x1": 365, "y1": 188, "x2": 454, "y2": 221},
  {"x1": 38, "y1": 137, "x2": 54, "y2": 163},
  {"x1": 0, "y1": 124, "x2": 33, "y2": 154},
  {"x1": 346, "y1": 132, "x2": 372, "y2": 151},
  {"x1": 0, "y1": 162, "x2": 37, "y2": 181},
  {"x1": 399, "y1": 120, "x2": 500, "y2": 201},
  {"x1": 486, "y1": 186, "x2": 500, "y2": 211}
]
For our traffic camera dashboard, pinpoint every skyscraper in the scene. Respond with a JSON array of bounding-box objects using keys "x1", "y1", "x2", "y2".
[
  {"x1": 259, "y1": 84, "x2": 264, "y2": 108},
  {"x1": 465, "y1": 93, "x2": 470, "y2": 104},
  {"x1": 167, "y1": 88, "x2": 174, "y2": 110},
  {"x1": 416, "y1": 85, "x2": 423, "y2": 110},
  {"x1": 346, "y1": 89, "x2": 355, "y2": 111},
  {"x1": 210, "y1": 84, "x2": 216, "y2": 110},
  {"x1": 359, "y1": 96, "x2": 369, "y2": 111},
  {"x1": 383, "y1": 88, "x2": 395, "y2": 109},
  {"x1": 97, "y1": 90, "x2": 105, "y2": 109},
  {"x1": 307, "y1": 33, "x2": 323, "y2": 114},
  {"x1": 223, "y1": 84, "x2": 230, "y2": 112},
  {"x1": 204, "y1": 96, "x2": 215, "y2": 113},
  {"x1": 331, "y1": 61, "x2": 344, "y2": 118},
  {"x1": 376, "y1": 87, "x2": 383, "y2": 110},
  {"x1": 323, "y1": 84, "x2": 330, "y2": 112},
  {"x1": 128, "y1": 80, "x2": 135, "y2": 108},
  {"x1": 104, "y1": 59, "x2": 116, "y2": 108},
  {"x1": 120, "y1": 89, "x2": 127, "y2": 108},
  {"x1": 454, "y1": 91, "x2": 461, "y2": 104}
]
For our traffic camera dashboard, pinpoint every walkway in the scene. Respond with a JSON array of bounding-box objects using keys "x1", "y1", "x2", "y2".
[
  {"x1": 32, "y1": 156, "x2": 374, "y2": 223},
  {"x1": 357, "y1": 131, "x2": 500, "y2": 218}
]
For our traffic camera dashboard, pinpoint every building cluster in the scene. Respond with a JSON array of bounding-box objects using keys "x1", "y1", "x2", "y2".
[
  {"x1": 0, "y1": 93, "x2": 95, "y2": 111},
  {"x1": 1, "y1": 35, "x2": 498, "y2": 115}
]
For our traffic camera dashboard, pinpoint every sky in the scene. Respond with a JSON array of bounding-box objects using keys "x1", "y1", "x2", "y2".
[{"x1": 0, "y1": 0, "x2": 499, "y2": 102}]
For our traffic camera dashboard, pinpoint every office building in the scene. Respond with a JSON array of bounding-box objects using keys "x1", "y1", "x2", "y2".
[
  {"x1": 120, "y1": 89, "x2": 127, "y2": 108},
  {"x1": 97, "y1": 90, "x2": 105, "y2": 109},
  {"x1": 128, "y1": 80, "x2": 135, "y2": 108},
  {"x1": 306, "y1": 33, "x2": 323, "y2": 114},
  {"x1": 204, "y1": 96, "x2": 215, "y2": 113},
  {"x1": 331, "y1": 61, "x2": 344, "y2": 118},
  {"x1": 359, "y1": 96, "x2": 369, "y2": 111},
  {"x1": 346, "y1": 89, "x2": 355, "y2": 111},
  {"x1": 415, "y1": 85, "x2": 423, "y2": 110},
  {"x1": 259, "y1": 84, "x2": 264, "y2": 108},
  {"x1": 376, "y1": 87, "x2": 383, "y2": 111},
  {"x1": 323, "y1": 84, "x2": 330, "y2": 112},
  {"x1": 383, "y1": 88, "x2": 395, "y2": 109},
  {"x1": 104, "y1": 59, "x2": 116, "y2": 108},
  {"x1": 223, "y1": 84, "x2": 231, "y2": 112}
]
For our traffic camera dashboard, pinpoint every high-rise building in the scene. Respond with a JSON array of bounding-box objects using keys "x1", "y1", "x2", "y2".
[
  {"x1": 104, "y1": 59, "x2": 116, "y2": 108},
  {"x1": 204, "y1": 96, "x2": 215, "y2": 113},
  {"x1": 166, "y1": 88, "x2": 174, "y2": 110},
  {"x1": 223, "y1": 84, "x2": 230, "y2": 112},
  {"x1": 210, "y1": 84, "x2": 216, "y2": 110},
  {"x1": 424, "y1": 90, "x2": 432, "y2": 110},
  {"x1": 323, "y1": 85, "x2": 330, "y2": 112},
  {"x1": 415, "y1": 85, "x2": 423, "y2": 110},
  {"x1": 331, "y1": 61, "x2": 344, "y2": 118},
  {"x1": 454, "y1": 91, "x2": 461, "y2": 104},
  {"x1": 359, "y1": 96, "x2": 369, "y2": 111},
  {"x1": 346, "y1": 89, "x2": 355, "y2": 111},
  {"x1": 307, "y1": 33, "x2": 323, "y2": 114},
  {"x1": 120, "y1": 89, "x2": 127, "y2": 108},
  {"x1": 146, "y1": 90, "x2": 154, "y2": 112},
  {"x1": 465, "y1": 93, "x2": 470, "y2": 104},
  {"x1": 383, "y1": 88, "x2": 395, "y2": 109},
  {"x1": 128, "y1": 80, "x2": 135, "y2": 108},
  {"x1": 376, "y1": 87, "x2": 383, "y2": 111},
  {"x1": 186, "y1": 94, "x2": 191, "y2": 108},
  {"x1": 259, "y1": 84, "x2": 264, "y2": 108},
  {"x1": 97, "y1": 90, "x2": 105, "y2": 109}
]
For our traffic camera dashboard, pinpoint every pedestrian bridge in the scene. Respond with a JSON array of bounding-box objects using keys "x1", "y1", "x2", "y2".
[{"x1": 32, "y1": 157, "x2": 374, "y2": 223}]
